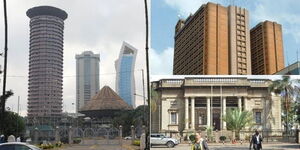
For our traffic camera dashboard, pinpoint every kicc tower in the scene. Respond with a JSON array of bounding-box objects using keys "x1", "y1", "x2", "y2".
[{"x1": 26, "y1": 6, "x2": 67, "y2": 125}]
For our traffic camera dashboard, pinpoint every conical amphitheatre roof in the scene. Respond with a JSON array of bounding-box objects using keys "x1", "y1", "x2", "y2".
[{"x1": 80, "y1": 86, "x2": 133, "y2": 111}]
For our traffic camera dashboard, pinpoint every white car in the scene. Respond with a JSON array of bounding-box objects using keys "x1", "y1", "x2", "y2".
[
  {"x1": 150, "y1": 133, "x2": 180, "y2": 148},
  {"x1": 0, "y1": 142, "x2": 41, "y2": 150},
  {"x1": 124, "y1": 136, "x2": 132, "y2": 140}
]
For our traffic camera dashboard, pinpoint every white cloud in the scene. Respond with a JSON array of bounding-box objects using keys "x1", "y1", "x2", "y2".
[
  {"x1": 150, "y1": 47, "x2": 173, "y2": 75},
  {"x1": 251, "y1": 0, "x2": 300, "y2": 44},
  {"x1": 0, "y1": 0, "x2": 146, "y2": 116},
  {"x1": 164, "y1": 0, "x2": 212, "y2": 17}
]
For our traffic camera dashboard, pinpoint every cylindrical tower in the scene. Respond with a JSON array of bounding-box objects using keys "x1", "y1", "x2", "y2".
[{"x1": 26, "y1": 6, "x2": 67, "y2": 126}]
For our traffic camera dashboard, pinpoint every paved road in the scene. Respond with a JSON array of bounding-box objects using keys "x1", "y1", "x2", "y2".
[{"x1": 151, "y1": 143, "x2": 300, "y2": 150}]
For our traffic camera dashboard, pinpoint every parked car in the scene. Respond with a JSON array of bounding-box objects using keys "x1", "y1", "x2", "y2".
[
  {"x1": 150, "y1": 133, "x2": 179, "y2": 148},
  {"x1": 124, "y1": 136, "x2": 132, "y2": 140},
  {"x1": 0, "y1": 142, "x2": 41, "y2": 150}
]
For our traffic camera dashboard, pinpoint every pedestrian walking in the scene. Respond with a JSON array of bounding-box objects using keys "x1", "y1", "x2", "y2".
[
  {"x1": 191, "y1": 133, "x2": 209, "y2": 150},
  {"x1": 7, "y1": 135, "x2": 15, "y2": 142},
  {"x1": 0, "y1": 135, "x2": 5, "y2": 143},
  {"x1": 249, "y1": 130, "x2": 263, "y2": 150},
  {"x1": 16, "y1": 136, "x2": 21, "y2": 142}
]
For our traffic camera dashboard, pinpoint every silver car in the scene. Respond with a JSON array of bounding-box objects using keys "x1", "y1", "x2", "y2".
[
  {"x1": 150, "y1": 133, "x2": 180, "y2": 148},
  {"x1": 0, "y1": 142, "x2": 41, "y2": 150}
]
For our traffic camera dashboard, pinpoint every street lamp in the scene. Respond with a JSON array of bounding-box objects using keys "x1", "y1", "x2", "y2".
[
  {"x1": 143, "y1": 0, "x2": 150, "y2": 149},
  {"x1": 1, "y1": 0, "x2": 9, "y2": 133}
]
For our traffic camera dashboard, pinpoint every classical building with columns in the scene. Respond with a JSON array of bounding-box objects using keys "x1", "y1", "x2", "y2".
[{"x1": 151, "y1": 77, "x2": 282, "y2": 137}]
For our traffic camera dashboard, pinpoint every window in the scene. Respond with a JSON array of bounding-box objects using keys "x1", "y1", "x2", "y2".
[
  {"x1": 0, "y1": 145, "x2": 14, "y2": 150},
  {"x1": 170, "y1": 112, "x2": 177, "y2": 124},
  {"x1": 255, "y1": 112, "x2": 262, "y2": 124},
  {"x1": 198, "y1": 115, "x2": 206, "y2": 125},
  {"x1": 170, "y1": 100, "x2": 177, "y2": 107},
  {"x1": 15, "y1": 145, "x2": 32, "y2": 150}
]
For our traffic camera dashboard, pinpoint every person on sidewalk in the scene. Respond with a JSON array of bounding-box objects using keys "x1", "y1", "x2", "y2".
[
  {"x1": 249, "y1": 130, "x2": 263, "y2": 150},
  {"x1": 16, "y1": 136, "x2": 21, "y2": 142},
  {"x1": 0, "y1": 135, "x2": 5, "y2": 143},
  {"x1": 191, "y1": 133, "x2": 209, "y2": 150}
]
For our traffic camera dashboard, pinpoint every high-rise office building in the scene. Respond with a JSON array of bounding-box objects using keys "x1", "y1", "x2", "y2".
[
  {"x1": 251, "y1": 21, "x2": 285, "y2": 74},
  {"x1": 228, "y1": 6, "x2": 251, "y2": 75},
  {"x1": 75, "y1": 51, "x2": 100, "y2": 113},
  {"x1": 115, "y1": 42, "x2": 137, "y2": 107},
  {"x1": 26, "y1": 6, "x2": 67, "y2": 125},
  {"x1": 173, "y1": 2, "x2": 251, "y2": 75}
]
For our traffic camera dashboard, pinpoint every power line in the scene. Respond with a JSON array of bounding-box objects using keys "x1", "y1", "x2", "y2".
[{"x1": 0, "y1": 69, "x2": 145, "y2": 78}]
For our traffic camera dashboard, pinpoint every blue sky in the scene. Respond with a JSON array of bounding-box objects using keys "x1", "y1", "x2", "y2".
[{"x1": 151, "y1": 0, "x2": 300, "y2": 75}]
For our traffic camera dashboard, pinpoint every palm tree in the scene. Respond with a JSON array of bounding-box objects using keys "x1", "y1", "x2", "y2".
[
  {"x1": 268, "y1": 76, "x2": 300, "y2": 136},
  {"x1": 222, "y1": 109, "x2": 253, "y2": 140}
]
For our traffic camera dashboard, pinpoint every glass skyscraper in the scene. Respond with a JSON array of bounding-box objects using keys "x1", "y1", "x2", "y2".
[
  {"x1": 115, "y1": 42, "x2": 137, "y2": 107},
  {"x1": 76, "y1": 51, "x2": 100, "y2": 112}
]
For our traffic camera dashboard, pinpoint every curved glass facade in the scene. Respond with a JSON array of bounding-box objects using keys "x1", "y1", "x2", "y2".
[
  {"x1": 119, "y1": 56, "x2": 134, "y2": 106},
  {"x1": 115, "y1": 42, "x2": 137, "y2": 108}
]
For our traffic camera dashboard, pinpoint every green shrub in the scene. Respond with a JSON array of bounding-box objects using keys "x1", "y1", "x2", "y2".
[
  {"x1": 206, "y1": 126, "x2": 214, "y2": 141},
  {"x1": 133, "y1": 140, "x2": 140, "y2": 146},
  {"x1": 55, "y1": 141, "x2": 63, "y2": 147},
  {"x1": 38, "y1": 143, "x2": 55, "y2": 149},
  {"x1": 73, "y1": 138, "x2": 81, "y2": 144},
  {"x1": 220, "y1": 136, "x2": 226, "y2": 141}
]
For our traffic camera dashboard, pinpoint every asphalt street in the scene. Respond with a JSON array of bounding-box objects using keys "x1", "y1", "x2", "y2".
[{"x1": 151, "y1": 143, "x2": 300, "y2": 150}]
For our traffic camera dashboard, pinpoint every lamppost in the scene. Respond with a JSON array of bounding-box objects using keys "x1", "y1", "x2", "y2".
[
  {"x1": 0, "y1": 0, "x2": 8, "y2": 133},
  {"x1": 143, "y1": 0, "x2": 150, "y2": 149}
]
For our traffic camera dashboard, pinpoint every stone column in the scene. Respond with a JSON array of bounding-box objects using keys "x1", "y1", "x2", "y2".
[
  {"x1": 140, "y1": 125, "x2": 146, "y2": 150},
  {"x1": 191, "y1": 97, "x2": 195, "y2": 130},
  {"x1": 68, "y1": 126, "x2": 73, "y2": 145},
  {"x1": 238, "y1": 97, "x2": 242, "y2": 111},
  {"x1": 206, "y1": 97, "x2": 211, "y2": 127},
  {"x1": 119, "y1": 125, "x2": 123, "y2": 145},
  {"x1": 55, "y1": 126, "x2": 60, "y2": 143},
  {"x1": 131, "y1": 125, "x2": 135, "y2": 144},
  {"x1": 223, "y1": 97, "x2": 226, "y2": 130},
  {"x1": 185, "y1": 97, "x2": 189, "y2": 130},
  {"x1": 34, "y1": 128, "x2": 39, "y2": 145}
]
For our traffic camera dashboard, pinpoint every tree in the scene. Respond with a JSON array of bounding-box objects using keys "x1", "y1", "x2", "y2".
[
  {"x1": 268, "y1": 76, "x2": 300, "y2": 134},
  {"x1": 222, "y1": 109, "x2": 253, "y2": 140},
  {"x1": 0, "y1": 90, "x2": 14, "y2": 133},
  {"x1": 113, "y1": 110, "x2": 134, "y2": 136},
  {"x1": 112, "y1": 105, "x2": 149, "y2": 136},
  {"x1": 2, "y1": 111, "x2": 25, "y2": 138}
]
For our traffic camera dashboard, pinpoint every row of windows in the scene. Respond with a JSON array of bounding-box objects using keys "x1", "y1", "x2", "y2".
[{"x1": 168, "y1": 111, "x2": 262, "y2": 125}]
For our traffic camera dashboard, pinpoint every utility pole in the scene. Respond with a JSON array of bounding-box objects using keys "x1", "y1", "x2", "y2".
[
  {"x1": 1, "y1": 0, "x2": 8, "y2": 133},
  {"x1": 142, "y1": 69, "x2": 146, "y2": 125},
  {"x1": 17, "y1": 96, "x2": 19, "y2": 136},
  {"x1": 17, "y1": 96, "x2": 20, "y2": 115},
  {"x1": 144, "y1": 0, "x2": 150, "y2": 149}
]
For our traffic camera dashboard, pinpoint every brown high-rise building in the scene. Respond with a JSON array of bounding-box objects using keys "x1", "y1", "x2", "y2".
[
  {"x1": 250, "y1": 21, "x2": 285, "y2": 74},
  {"x1": 228, "y1": 6, "x2": 251, "y2": 75},
  {"x1": 173, "y1": 2, "x2": 251, "y2": 75}
]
